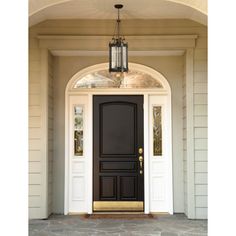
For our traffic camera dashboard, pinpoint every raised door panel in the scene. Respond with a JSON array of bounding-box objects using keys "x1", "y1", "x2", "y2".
[
  {"x1": 120, "y1": 176, "x2": 137, "y2": 200},
  {"x1": 100, "y1": 176, "x2": 117, "y2": 200},
  {"x1": 101, "y1": 103, "x2": 136, "y2": 155}
]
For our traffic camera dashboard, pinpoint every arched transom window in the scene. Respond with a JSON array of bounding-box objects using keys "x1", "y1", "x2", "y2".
[{"x1": 73, "y1": 70, "x2": 163, "y2": 89}]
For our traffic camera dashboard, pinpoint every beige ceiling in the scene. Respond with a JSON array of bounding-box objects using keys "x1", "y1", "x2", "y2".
[{"x1": 29, "y1": 0, "x2": 207, "y2": 26}]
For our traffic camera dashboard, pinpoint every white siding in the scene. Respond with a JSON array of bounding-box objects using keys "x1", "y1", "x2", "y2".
[
  {"x1": 29, "y1": 32, "x2": 54, "y2": 219},
  {"x1": 195, "y1": 150, "x2": 207, "y2": 161},
  {"x1": 182, "y1": 33, "x2": 207, "y2": 219},
  {"x1": 196, "y1": 207, "x2": 208, "y2": 219},
  {"x1": 28, "y1": 37, "x2": 42, "y2": 219},
  {"x1": 194, "y1": 39, "x2": 208, "y2": 219},
  {"x1": 195, "y1": 184, "x2": 207, "y2": 196}
]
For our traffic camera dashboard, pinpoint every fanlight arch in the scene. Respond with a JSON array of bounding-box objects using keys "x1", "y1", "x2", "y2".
[{"x1": 66, "y1": 63, "x2": 171, "y2": 93}]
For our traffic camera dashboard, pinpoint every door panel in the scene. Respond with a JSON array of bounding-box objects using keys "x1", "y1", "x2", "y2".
[
  {"x1": 120, "y1": 176, "x2": 137, "y2": 200},
  {"x1": 93, "y1": 95, "x2": 144, "y2": 211},
  {"x1": 100, "y1": 176, "x2": 117, "y2": 200},
  {"x1": 101, "y1": 103, "x2": 136, "y2": 155},
  {"x1": 100, "y1": 161, "x2": 137, "y2": 172}
]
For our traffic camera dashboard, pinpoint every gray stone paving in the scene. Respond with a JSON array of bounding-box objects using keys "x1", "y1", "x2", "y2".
[{"x1": 29, "y1": 214, "x2": 207, "y2": 236}]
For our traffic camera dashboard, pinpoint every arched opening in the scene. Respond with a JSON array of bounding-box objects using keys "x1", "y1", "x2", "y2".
[
  {"x1": 66, "y1": 63, "x2": 171, "y2": 92},
  {"x1": 65, "y1": 63, "x2": 173, "y2": 214}
]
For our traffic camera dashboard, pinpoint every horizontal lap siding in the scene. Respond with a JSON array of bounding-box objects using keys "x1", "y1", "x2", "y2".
[
  {"x1": 194, "y1": 38, "x2": 208, "y2": 219},
  {"x1": 178, "y1": 26, "x2": 207, "y2": 219},
  {"x1": 29, "y1": 30, "x2": 54, "y2": 219},
  {"x1": 29, "y1": 36, "x2": 42, "y2": 219}
]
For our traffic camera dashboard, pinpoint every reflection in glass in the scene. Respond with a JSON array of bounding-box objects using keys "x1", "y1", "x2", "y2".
[
  {"x1": 74, "y1": 106, "x2": 83, "y2": 156},
  {"x1": 74, "y1": 70, "x2": 163, "y2": 89},
  {"x1": 153, "y1": 106, "x2": 162, "y2": 156}
]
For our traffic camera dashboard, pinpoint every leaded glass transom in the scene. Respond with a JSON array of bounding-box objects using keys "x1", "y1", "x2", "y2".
[{"x1": 73, "y1": 70, "x2": 163, "y2": 89}]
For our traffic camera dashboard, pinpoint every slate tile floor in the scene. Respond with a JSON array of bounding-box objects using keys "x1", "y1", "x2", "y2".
[{"x1": 29, "y1": 214, "x2": 207, "y2": 236}]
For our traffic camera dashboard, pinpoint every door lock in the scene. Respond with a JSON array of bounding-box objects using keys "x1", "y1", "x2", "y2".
[
  {"x1": 138, "y1": 148, "x2": 143, "y2": 154},
  {"x1": 139, "y1": 156, "x2": 143, "y2": 174}
]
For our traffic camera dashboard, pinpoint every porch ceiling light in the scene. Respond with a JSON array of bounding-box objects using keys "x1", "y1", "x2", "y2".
[{"x1": 109, "y1": 4, "x2": 128, "y2": 73}]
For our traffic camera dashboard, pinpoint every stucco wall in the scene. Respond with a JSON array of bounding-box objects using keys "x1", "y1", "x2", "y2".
[{"x1": 28, "y1": 19, "x2": 208, "y2": 219}]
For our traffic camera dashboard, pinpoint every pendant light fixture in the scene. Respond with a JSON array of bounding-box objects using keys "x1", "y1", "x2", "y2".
[{"x1": 109, "y1": 4, "x2": 128, "y2": 73}]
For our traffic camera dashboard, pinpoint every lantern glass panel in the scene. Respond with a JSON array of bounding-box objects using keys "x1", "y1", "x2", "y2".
[
  {"x1": 111, "y1": 46, "x2": 116, "y2": 69},
  {"x1": 117, "y1": 46, "x2": 121, "y2": 68},
  {"x1": 122, "y1": 45, "x2": 127, "y2": 70}
]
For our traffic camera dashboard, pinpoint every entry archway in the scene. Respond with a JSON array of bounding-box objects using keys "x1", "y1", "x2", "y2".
[{"x1": 65, "y1": 63, "x2": 173, "y2": 214}]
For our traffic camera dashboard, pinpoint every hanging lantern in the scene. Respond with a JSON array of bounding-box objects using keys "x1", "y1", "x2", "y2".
[{"x1": 109, "y1": 4, "x2": 128, "y2": 73}]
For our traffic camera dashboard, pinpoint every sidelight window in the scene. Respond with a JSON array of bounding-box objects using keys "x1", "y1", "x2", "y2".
[
  {"x1": 153, "y1": 106, "x2": 162, "y2": 156},
  {"x1": 74, "y1": 105, "x2": 84, "y2": 156}
]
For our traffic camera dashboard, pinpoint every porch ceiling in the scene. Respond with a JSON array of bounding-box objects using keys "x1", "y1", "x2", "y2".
[{"x1": 29, "y1": 0, "x2": 207, "y2": 27}]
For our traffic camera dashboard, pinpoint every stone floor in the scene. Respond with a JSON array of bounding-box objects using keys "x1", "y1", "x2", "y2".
[{"x1": 29, "y1": 214, "x2": 207, "y2": 236}]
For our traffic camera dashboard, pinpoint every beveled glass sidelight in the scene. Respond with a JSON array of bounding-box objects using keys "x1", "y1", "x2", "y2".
[
  {"x1": 153, "y1": 106, "x2": 162, "y2": 156},
  {"x1": 74, "y1": 105, "x2": 83, "y2": 156}
]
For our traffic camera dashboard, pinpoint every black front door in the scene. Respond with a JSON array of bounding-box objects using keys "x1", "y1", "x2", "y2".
[{"x1": 93, "y1": 95, "x2": 144, "y2": 211}]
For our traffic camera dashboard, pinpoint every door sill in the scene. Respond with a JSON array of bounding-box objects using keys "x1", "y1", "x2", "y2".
[
  {"x1": 92, "y1": 211, "x2": 145, "y2": 214},
  {"x1": 85, "y1": 213, "x2": 153, "y2": 219},
  {"x1": 93, "y1": 201, "x2": 144, "y2": 211}
]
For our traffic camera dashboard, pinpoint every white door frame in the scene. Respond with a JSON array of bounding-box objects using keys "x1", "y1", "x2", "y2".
[{"x1": 64, "y1": 63, "x2": 172, "y2": 214}]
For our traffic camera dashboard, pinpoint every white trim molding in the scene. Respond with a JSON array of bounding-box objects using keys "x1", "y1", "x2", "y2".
[
  {"x1": 64, "y1": 63, "x2": 173, "y2": 215},
  {"x1": 37, "y1": 35, "x2": 198, "y2": 50},
  {"x1": 40, "y1": 49, "x2": 49, "y2": 218},
  {"x1": 50, "y1": 50, "x2": 185, "y2": 57}
]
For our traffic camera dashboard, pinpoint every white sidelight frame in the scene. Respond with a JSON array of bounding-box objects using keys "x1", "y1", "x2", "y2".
[{"x1": 65, "y1": 63, "x2": 172, "y2": 214}]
